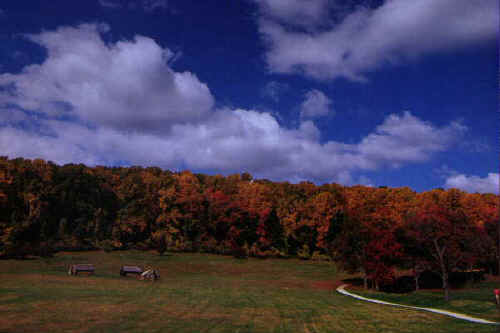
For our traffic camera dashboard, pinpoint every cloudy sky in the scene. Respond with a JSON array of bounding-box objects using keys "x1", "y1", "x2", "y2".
[{"x1": 0, "y1": 0, "x2": 498, "y2": 193}]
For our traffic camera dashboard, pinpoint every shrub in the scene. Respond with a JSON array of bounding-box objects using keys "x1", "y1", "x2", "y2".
[
  {"x1": 98, "y1": 239, "x2": 117, "y2": 252},
  {"x1": 311, "y1": 251, "x2": 331, "y2": 262},
  {"x1": 233, "y1": 242, "x2": 249, "y2": 259},
  {"x1": 297, "y1": 244, "x2": 311, "y2": 260}
]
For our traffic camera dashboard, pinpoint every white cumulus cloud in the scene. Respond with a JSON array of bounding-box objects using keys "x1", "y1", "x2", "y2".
[
  {"x1": 445, "y1": 173, "x2": 499, "y2": 194},
  {"x1": 357, "y1": 112, "x2": 466, "y2": 167},
  {"x1": 0, "y1": 23, "x2": 467, "y2": 185},
  {"x1": 0, "y1": 23, "x2": 213, "y2": 133}
]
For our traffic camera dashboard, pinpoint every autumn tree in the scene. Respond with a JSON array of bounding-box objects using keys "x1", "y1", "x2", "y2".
[
  {"x1": 406, "y1": 190, "x2": 474, "y2": 301},
  {"x1": 0, "y1": 155, "x2": 498, "y2": 277}
]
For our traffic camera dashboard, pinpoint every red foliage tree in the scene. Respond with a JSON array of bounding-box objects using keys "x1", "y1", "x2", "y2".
[{"x1": 406, "y1": 191, "x2": 473, "y2": 301}]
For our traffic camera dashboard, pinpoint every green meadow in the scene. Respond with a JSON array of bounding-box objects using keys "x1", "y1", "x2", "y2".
[
  {"x1": 352, "y1": 279, "x2": 500, "y2": 323},
  {"x1": 0, "y1": 251, "x2": 497, "y2": 333}
]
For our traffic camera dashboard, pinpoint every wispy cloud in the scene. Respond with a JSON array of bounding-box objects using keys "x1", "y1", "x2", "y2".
[
  {"x1": 261, "y1": 81, "x2": 289, "y2": 102},
  {"x1": 98, "y1": 0, "x2": 121, "y2": 9},
  {"x1": 300, "y1": 89, "x2": 332, "y2": 119},
  {"x1": 99, "y1": 0, "x2": 175, "y2": 13},
  {"x1": 255, "y1": 0, "x2": 498, "y2": 81},
  {"x1": 253, "y1": 0, "x2": 330, "y2": 29}
]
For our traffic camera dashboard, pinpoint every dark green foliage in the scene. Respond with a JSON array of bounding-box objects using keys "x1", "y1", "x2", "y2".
[
  {"x1": 325, "y1": 210, "x2": 345, "y2": 255},
  {"x1": 263, "y1": 208, "x2": 284, "y2": 250}
]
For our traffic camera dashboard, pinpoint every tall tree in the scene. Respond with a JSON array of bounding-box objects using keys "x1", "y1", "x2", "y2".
[{"x1": 406, "y1": 190, "x2": 472, "y2": 301}]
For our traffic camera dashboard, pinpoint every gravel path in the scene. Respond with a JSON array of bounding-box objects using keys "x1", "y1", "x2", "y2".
[{"x1": 336, "y1": 284, "x2": 499, "y2": 325}]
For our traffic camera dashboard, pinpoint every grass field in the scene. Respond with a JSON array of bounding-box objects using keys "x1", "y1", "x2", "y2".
[
  {"x1": 0, "y1": 251, "x2": 498, "y2": 333},
  {"x1": 351, "y1": 278, "x2": 500, "y2": 322}
]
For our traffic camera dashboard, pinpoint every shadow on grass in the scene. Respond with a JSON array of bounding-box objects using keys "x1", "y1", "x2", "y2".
[{"x1": 341, "y1": 277, "x2": 364, "y2": 287}]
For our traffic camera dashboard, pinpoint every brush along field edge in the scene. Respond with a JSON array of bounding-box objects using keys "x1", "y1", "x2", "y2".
[{"x1": 336, "y1": 284, "x2": 499, "y2": 325}]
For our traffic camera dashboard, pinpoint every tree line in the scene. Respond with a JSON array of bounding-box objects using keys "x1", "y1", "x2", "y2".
[{"x1": 0, "y1": 157, "x2": 498, "y2": 300}]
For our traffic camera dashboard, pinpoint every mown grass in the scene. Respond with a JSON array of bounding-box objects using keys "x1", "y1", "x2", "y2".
[
  {"x1": 0, "y1": 251, "x2": 497, "y2": 332},
  {"x1": 352, "y1": 279, "x2": 500, "y2": 323}
]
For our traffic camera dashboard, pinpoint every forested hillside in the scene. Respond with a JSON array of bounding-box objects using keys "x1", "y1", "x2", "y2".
[{"x1": 0, "y1": 157, "x2": 498, "y2": 292}]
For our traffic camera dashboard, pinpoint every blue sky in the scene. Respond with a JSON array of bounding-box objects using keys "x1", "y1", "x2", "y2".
[{"x1": 0, "y1": 0, "x2": 498, "y2": 193}]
